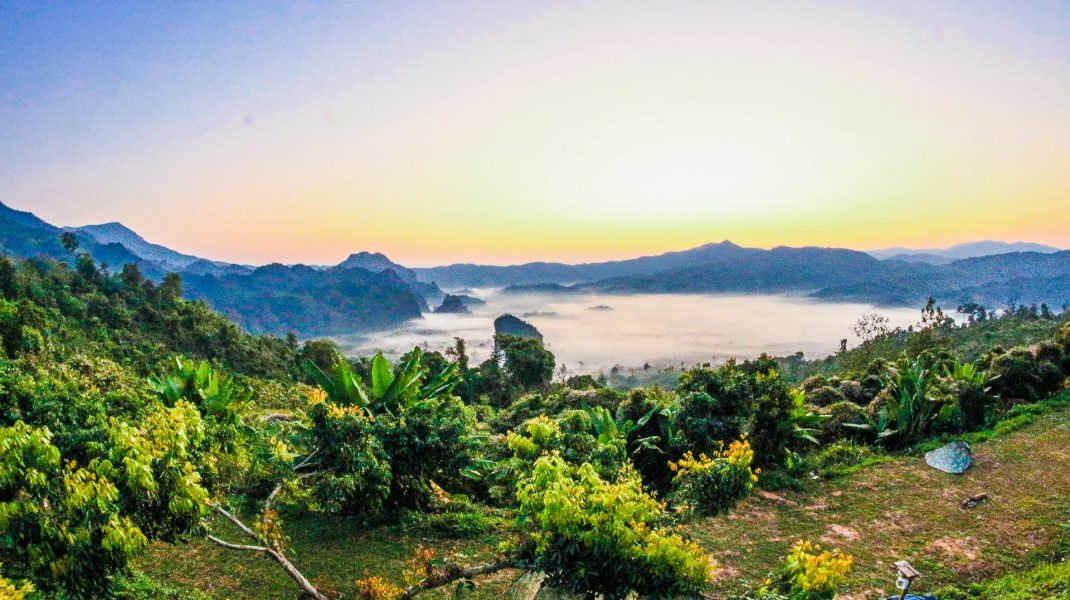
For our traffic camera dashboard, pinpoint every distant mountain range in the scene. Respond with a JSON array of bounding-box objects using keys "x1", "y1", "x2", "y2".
[
  {"x1": 867, "y1": 240, "x2": 1061, "y2": 264},
  {"x1": 3, "y1": 201, "x2": 1068, "y2": 336},
  {"x1": 0, "y1": 202, "x2": 434, "y2": 336},
  {"x1": 67, "y1": 221, "x2": 254, "y2": 276}
]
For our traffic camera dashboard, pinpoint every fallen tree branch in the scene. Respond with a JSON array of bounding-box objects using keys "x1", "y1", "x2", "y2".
[
  {"x1": 208, "y1": 504, "x2": 327, "y2": 600},
  {"x1": 401, "y1": 559, "x2": 519, "y2": 600},
  {"x1": 212, "y1": 504, "x2": 259, "y2": 540},
  {"x1": 206, "y1": 534, "x2": 268, "y2": 553}
]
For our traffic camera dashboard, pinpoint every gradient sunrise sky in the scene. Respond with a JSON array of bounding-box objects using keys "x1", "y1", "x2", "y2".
[{"x1": 2, "y1": 1, "x2": 1068, "y2": 266}]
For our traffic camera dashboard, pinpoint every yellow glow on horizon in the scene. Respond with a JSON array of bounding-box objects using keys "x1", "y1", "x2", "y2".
[{"x1": 9, "y1": 2, "x2": 1070, "y2": 266}]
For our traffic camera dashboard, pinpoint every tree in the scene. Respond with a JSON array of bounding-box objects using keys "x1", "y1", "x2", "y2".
[
  {"x1": 60, "y1": 232, "x2": 79, "y2": 254},
  {"x1": 515, "y1": 455, "x2": 712, "y2": 599},
  {"x1": 444, "y1": 337, "x2": 469, "y2": 371},
  {"x1": 299, "y1": 338, "x2": 342, "y2": 377},
  {"x1": 120, "y1": 262, "x2": 145, "y2": 290},
  {"x1": 0, "y1": 402, "x2": 213, "y2": 598},
  {"x1": 496, "y1": 334, "x2": 555, "y2": 390},
  {"x1": 957, "y1": 302, "x2": 987, "y2": 323},
  {"x1": 160, "y1": 272, "x2": 183, "y2": 302},
  {"x1": 851, "y1": 313, "x2": 890, "y2": 344},
  {"x1": 0, "y1": 257, "x2": 16, "y2": 299}
]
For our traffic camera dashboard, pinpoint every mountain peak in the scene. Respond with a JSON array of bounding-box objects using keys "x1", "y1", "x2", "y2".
[
  {"x1": 336, "y1": 251, "x2": 400, "y2": 271},
  {"x1": 697, "y1": 240, "x2": 740, "y2": 249},
  {"x1": 70, "y1": 221, "x2": 146, "y2": 241},
  {"x1": 0, "y1": 201, "x2": 55, "y2": 230},
  {"x1": 344, "y1": 251, "x2": 389, "y2": 261}
]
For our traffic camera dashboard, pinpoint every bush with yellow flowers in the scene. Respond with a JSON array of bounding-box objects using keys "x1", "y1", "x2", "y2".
[
  {"x1": 758, "y1": 540, "x2": 854, "y2": 600},
  {"x1": 669, "y1": 437, "x2": 759, "y2": 515},
  {"x1": 515, "y1": 454, "x2": 713, "y2": 599},
  {"x1": 0, "y1": 565, "x2": 33, "y2": 600}
]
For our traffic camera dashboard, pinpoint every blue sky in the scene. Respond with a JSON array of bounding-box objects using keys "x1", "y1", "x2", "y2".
[{"x1": 2, "y1": 1, "x2": 1069, "y2": 266}]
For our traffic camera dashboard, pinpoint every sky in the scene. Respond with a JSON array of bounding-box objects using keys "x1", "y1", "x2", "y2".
[{"x1": 2, "y1": 1, "x2": 1069, "y2": 267}]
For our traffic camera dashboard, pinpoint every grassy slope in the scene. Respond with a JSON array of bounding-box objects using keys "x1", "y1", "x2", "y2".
[
  {"x1": 694, "y1": 392, "x2": 1070, "y2": 599},
  {"x1": 139, "y1": 393, "x2": 1070, "y2": 599}
]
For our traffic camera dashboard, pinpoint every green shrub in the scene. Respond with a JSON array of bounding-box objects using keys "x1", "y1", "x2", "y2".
[
  {"x1": 757, "y1": 540, "x2": 853, "y2": 600},
  {"x1": 806, "y1": 441, "x2": 880, "y2": 478},
  {"x1": 817, "y1": 401, "x2": 868, "y2": 441},
  {"x1": 749, "y1": 369, "x2": 802, "y2": 470},
  {"x1": 675, "y1": 366, "x2": 753, "y2": 456},
  {"x1": 805, "y1": 386, "x2": 847, "y2": 407},
  {"x1": 0, "y1": 402, "x2": 212, "y2": 598},
  {"x1": 669, "y1": 438, "x2": 758, "y2": 515},
  {"x1": 985, "y1": 347, "x2": 1066, "y2": 404},
  {"x1": 617, "y1": 387, "x2": 678, "y2": 491},
  {"x1": 515, "y1": 454, "x2": 712, "y2": 599},
  {"x1": 308, "y1": 400, "x2": 392, "y2": 515}
]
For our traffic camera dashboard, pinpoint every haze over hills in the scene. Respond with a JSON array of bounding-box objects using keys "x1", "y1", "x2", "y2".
[
  {"x1": 3, "y1": 201, "x2": 1070, "y2": 336},
  {"x1": 335, "y1": 251, "x2": 445, "y2": 303},
  {"x1": 0, "y1": 201, "x2": 431, "y2": 336},
  {"x1": 868, "y1": 240, "x2": 1062, "y2": 264},
  {"x1": 67, "y1": 221, "x2": 252, "y2": 276}
]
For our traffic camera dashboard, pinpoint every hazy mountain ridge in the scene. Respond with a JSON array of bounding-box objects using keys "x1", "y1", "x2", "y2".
[
  {"x1": 4, "y1": 201, "x2": 1069, "y2": 332},
  {"x1": 0, "y1": 202, "x2": 166, "y2": 278},
  {"x1": 0, "y1": 202, "x2": 430, "y2": 336},
  {"x1": 182, "y1": 262, "x2": 425, "y2": 336},
  {"x1": 868, "y1": 240, "x2": 1061, "y2": 261},
  {"x1": 414, "y1": 241, "x2": 752, "y2": 287},
  {"x1": 68, "y1": 221, "x2": 250, "y2": 276},
  {"x1": 417, "y1": 241, "x2": 1070, "y2": 308}
]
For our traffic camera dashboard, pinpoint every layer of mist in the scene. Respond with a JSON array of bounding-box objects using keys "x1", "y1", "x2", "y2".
[{"x1": 338, "y1": 291, "x2": 921, "y2": 373}]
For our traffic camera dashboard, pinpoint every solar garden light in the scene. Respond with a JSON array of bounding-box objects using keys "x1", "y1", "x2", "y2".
[{"x1": 893, "y1": 560, "x2": 920, "y2": 600}]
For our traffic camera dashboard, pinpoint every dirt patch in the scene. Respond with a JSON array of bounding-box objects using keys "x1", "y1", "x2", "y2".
[
  {"x1": 711, "y1": 561, "x2": 740, "y2": 582},
  {"x1": 757, "y1": 490, "x2": 796, "y2": 505},
  {"x1": 925, "y1": 536, "x2": 981, "y2": 561},
  {"x1": 822, "y1": 524, "x2": 861, "y2": 542}
]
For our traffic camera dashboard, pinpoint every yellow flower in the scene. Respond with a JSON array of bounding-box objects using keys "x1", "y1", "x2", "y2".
[{"x1": 306, "y1": 387, "x2": 328, "y2": 406}]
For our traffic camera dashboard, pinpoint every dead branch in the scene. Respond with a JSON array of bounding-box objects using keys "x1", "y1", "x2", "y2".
[{"x1": 208, "y1": 504, "x2": 327, "y2": 600}]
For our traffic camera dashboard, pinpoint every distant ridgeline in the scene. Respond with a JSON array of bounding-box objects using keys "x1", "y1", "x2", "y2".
[
  {"x1": 0, "y1": 202, "x2": 442, "y2": 337},
  {"x1": 416, "y1": 241, "x2": 1070, "y2": 310},
  {"x1": 3, "y1": 200, "x2": 1069, "y2": 337}
]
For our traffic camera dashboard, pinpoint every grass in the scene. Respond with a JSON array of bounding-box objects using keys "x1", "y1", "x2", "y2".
[
  {"x1": 138, "y1": 392, "x2": 1070, "y2": 599},
  {"x1": 693, "y1": 392, "x2": 1070, "y2": 598},
  {"x1": 136, "y1": 509, "x2": 514, "y2": 599},
  {"x1": 933, "y1": 558, "x2": 1070, "y2": 599}
]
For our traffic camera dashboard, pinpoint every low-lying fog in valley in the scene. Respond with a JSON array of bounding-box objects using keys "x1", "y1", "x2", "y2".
[{"x1": 339, "y1": 291, "x2": 922, "y2": 374}]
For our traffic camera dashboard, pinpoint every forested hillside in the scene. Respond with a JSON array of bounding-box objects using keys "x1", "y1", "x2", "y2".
[
  {"x1": 0, "y1": 203, "x2": 433, "y2": 337},
  {"x1": 3, "y1": 243, "x2": 1070, "y2": 599}
]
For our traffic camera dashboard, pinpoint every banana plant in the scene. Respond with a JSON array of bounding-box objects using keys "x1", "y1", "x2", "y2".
[
  {"x1": 303, "y1": 348, "x2": 460, "y2": 415},
  {"x1": 844, "y1": 359, "x2": 944, "y2": 447},
  {"x1": 944, "y1": 360, "x2": 988, "y2": 387},
  {"x1": 583, "y1": 405, "x2": 661, "y2": 454},
  {"x1": 149, "y1": 357, "x2": 247, "y2": 426}
]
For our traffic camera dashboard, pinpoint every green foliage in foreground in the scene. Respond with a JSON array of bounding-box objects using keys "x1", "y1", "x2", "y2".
[
  {"x1": 515, "y1": 454, "x2": 712, "y2": 599},
  {"x1": 0, "y1": 402, "x2": 211, "y2": 598},
  {"x1": 4, "y1": 248, "x2": 1070, "y2": 599},
  {"x1": 935, "y1": 559, "x2": 1070, "y2": 599}
]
